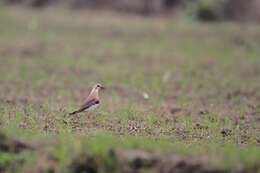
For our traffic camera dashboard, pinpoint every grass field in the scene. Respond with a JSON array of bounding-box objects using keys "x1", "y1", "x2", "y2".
[{"x1": 0, "y1": 7, "x2": 260, "y2": 173}]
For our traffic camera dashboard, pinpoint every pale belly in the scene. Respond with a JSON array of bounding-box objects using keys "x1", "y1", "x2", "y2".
[{"x1": 84, "y1": 104, "x2": 99, "y2": 112}]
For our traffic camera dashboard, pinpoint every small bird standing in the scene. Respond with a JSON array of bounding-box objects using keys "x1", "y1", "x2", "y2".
[{"x1": 69, "y1": 83, "x2": 105, "y2": 115}]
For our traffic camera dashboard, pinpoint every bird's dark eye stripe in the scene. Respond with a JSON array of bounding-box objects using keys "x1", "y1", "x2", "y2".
[{"x1": 95, "y1": 100, "x2": 100, "y2": 104}]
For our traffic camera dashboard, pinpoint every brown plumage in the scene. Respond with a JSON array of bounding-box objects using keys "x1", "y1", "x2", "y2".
[{"x1": 69, "y1": 83, "x2": 104, "y2": 115}]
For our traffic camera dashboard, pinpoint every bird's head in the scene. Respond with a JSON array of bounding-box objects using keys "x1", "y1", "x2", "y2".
[{"x1": 93, "y1": 83, "x2": 105, "y2": 91}]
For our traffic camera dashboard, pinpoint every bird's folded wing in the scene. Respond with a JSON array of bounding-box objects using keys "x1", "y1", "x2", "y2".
[{"x1": 78, "y1": 99, "x2": 100, "y2": 112}]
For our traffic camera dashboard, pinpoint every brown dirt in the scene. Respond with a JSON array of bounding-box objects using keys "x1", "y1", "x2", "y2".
[
  {"x1": 68, "y1": 149, "x2": 260, "y2": 173},
  {"x1": 0, "y1": 132, "x2": 35, "y2": 153}
]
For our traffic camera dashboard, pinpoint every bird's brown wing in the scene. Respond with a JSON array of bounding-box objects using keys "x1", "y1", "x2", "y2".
[
  {"x1": 69, "y1": 98, "x2": 99, "y2": 115},
  {"x1": 80, "y1": 98, "x2": 99, "y2": 110}
]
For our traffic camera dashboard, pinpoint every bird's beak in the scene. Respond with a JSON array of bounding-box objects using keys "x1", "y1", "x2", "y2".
[{"x1": 100, "y1": 86, "x2": 105, "y2": 90}]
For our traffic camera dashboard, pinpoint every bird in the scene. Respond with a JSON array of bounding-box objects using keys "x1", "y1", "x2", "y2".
[{"x1": 69, "y1": 83, "x2": 105, "y2": 115}]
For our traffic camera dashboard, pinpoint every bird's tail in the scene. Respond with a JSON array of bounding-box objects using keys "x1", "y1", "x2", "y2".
[{"x1": 69, "y1": 110, "x2": 79, "y2": 115}]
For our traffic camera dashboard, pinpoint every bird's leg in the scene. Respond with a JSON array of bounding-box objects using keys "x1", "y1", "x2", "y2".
[
  {"x1": 84, "y1": 112, "x2": 94, "y2": 124},
  {"x1": 85, "y1": 112, "x2": 91, "y2": 120}
]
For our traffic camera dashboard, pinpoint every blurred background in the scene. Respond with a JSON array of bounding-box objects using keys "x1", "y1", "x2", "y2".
[
  {"x1": 0, "y1": 0, "x2": 260, "y2": 173},
  {"x1": 3, "y1": 0, "x2": 260, "y2": 22}
]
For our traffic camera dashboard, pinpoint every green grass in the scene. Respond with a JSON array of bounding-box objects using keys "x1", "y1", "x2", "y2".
[{"x1": 0, "y1": 6, "x2": 260, "y2": 173}]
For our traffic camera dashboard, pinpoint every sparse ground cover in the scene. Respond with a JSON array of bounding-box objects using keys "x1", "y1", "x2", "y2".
[{"x1": 0, "y1": 7, "x2": 260, "y2": 173}]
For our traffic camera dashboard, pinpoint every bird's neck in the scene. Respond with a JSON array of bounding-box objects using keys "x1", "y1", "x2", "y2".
[{"x1": 90, "y1": 88, "x2": 99, "y2": 98}]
